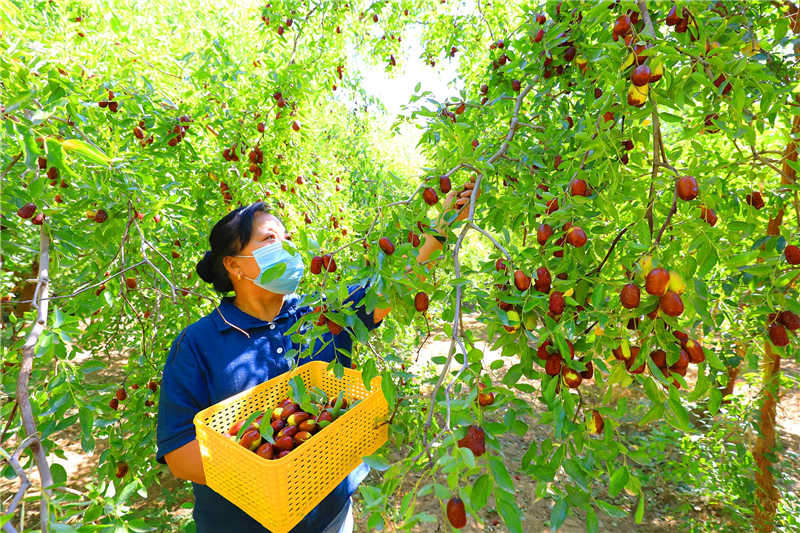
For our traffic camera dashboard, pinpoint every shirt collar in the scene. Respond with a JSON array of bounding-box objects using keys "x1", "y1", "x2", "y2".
[{"x1": 211, "y1": 293, "x2": 303, "y2": 332}]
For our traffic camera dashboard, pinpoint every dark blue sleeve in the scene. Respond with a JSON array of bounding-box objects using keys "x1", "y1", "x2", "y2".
[{"x1": 155, "y1": 329, "x2": 210, "y2": 465}]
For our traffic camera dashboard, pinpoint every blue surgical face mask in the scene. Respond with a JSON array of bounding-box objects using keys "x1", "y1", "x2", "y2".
[{"x1": 235, "y1": 240, "x2": 304, "y2": 294}]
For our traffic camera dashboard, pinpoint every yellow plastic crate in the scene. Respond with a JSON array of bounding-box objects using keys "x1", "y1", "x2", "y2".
[{"x1": 193, "y1": 361, "x2": 388, "y2": 533}]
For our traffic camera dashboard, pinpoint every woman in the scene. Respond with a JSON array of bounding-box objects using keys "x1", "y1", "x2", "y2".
[{"x1": 155, "y1": 179, "x2": 476, "y2": 533}]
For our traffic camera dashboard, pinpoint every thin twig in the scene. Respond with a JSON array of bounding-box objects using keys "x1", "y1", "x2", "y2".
[
  {"x1": 591, "y1": 223, "x2": 635, "y2": 276},
  {"x1": 476, "y1": 0, "x2": 495, "y2": 42},
  {"x1": 0, "y1": 400, "x2": 18, "y2": 444},
  {"x1": 1, "y1": 153, "x2": 22, "y2": 179}
]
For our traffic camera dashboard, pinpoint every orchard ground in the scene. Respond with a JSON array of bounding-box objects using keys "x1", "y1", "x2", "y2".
[{"x1": 3, "y1": 315, "x2": 799, "y2": 532}]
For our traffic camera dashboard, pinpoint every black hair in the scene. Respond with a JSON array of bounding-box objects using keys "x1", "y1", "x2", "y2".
[{"x1": 196, "y1": 202, "x2": 278, "y2": 293}]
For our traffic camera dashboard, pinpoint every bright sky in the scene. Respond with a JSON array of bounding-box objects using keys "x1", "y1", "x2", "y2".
[{"x1": 349, "y1": 24, "x2": 463, "y2": 119}]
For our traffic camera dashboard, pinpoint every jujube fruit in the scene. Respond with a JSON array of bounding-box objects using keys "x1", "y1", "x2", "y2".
[
  {"x1": 677, "y1": 176, "x2": 698, "y2": 201},
  {"x1": 537, "y1": 224, "x2": 553, "y2": 245},
  {"x1": 620, "y1": 283, "x2": 640, "y2": 308},
  {"x1": 631, "y1": 64, "x2": 651, "y2": 86},
  {"x1": 256, "y1": 442, "x2": 274, "y2": 459},
  {"x1": 422, "y1": 187, "x2": 438, "y2": 205},
  {"x1": 769, "y1": 323, "x2": 789, "y2": 347},
  {"x1": 446, "y1": 497, "x2": 467, "y2": 529},
  {"x1": 645, "y1": 267, "x2": 670, "y2": 296},
  {"x1": 778, "y1": 311, "x2": 800, "y2": 331},
  {"x1": 562, "y1": 367, "x2": 582, "y2": 388},
  {"x1": 784, "y1": 245, "x2": 800, "y2": 265},
  {"x1": 457, "y1": 425, "x2": 486, "y2": 457},
  {"x1": 310, "y1": 256, "x2": 323, "y2": 274},
  {"x1": 659, "y1": 291, "x2": 684, "y2": 317},
  {"x1": 414, "y1": 292, "x2": 429, "y2": 312},
  {"x1": 514, "y1": 270, "x2": 531, "y2": 291},
  {"x1": 685, "y1": 340, "x2": 705, "y2": 363},
  {"x1": 545, "y1": 355, "x2": 562, "y2": 376},
  {"x1": 534, "y1": 266, "x2": 551, "y2": 293},
  {"x1": 566, "y1": 226, "x2": 587, "y2": 247},
  {"x1": 379, "y1": 237, "x2": 395, "y2": 255},
  {"x1": 17, "y1": 203, "x2": 36, "y2": 219},
  {"x1": 549, "y1": 291, "x2": 565, "y2": 315}
]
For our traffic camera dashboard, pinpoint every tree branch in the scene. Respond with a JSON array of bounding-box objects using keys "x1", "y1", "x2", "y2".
[
  {"x1": 637, "y1": 1, "x2": 658, "y2": 39},
  {"x1": 14, "y1": 227, "x2": 54, "y2": 532},
  {"x1": 591, "y1": 222, "x2": 635, "y2": 276},
  {"x1": 476, "y1": 0, "x2": 495, "y2": 42},
  {"x1": 469, "y1": 223, "x2": 511, "y2": 260},
  {"x1": 422, "y1": 82, "x2": 535, "y2": 459},
  {"x1": 1, "y1": 153, "x2": 22, "y2": 179},
  {"x1": 1, "y1": 434, "x2": 40, "y2": 533}
]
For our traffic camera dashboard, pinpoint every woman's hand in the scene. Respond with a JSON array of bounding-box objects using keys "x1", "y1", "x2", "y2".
[{"x1": 439, "y1": 175, "x2": 481, "y2": 230}]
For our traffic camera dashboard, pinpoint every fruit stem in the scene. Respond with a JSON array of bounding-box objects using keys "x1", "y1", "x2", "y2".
[{"x1": 571, "y1": 388, "x2": 583, "y2": 424}]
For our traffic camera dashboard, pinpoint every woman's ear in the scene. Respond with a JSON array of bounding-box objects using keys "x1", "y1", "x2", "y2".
[{"x1": 222, "y1": 256, "x2": 238, "y2": 280}]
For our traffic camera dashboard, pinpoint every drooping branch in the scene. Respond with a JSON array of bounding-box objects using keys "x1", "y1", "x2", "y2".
[
  {"x1": 12, "y1": 226, "x2": 54, "y2": 532},
  {"x1": 422, "y1": 82, "x2": 535, "y2": 457},
  {"x1": 1, "y1": 434, "x2": 40, "y2": 533}
]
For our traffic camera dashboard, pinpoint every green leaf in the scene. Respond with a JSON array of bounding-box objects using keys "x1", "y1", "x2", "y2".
[
  {"x1": 471, "y1": 474, "x2": 491, "y2": 510},
  {"x1": 585, "y1": 506, "x2": 599, "y2": 533},
  {"x1": 61, "y1": 138, "x2": 111, "y2": 165},
  {"x1": 118, "y1": 480, "x2": 140, "y2": 505},
  {"x1": 51, "y1": 463, "x2": 67, "y2": 485},
  {"x1": 550, "y1": 498, "x2": 568, "y2": 531},
  {"x1": 362, "y1": 453, "x2": 391, "y2": 471},
  {"x1": 496, "y1": 492, "x2": 524, "y2": 533},
  {"x1": 361, "y1": 358, "x2": 378, "y2": 390},
  {"x1": 703, "y1": 346, "x2": 726, "y2": 371},
  {"x1": 635, "y1": 492, "x2": 645, "y2": 523},
  {"x1": 79, "y1": 406, "x2": 93, "y2": 438},
  {"x1": 488, "y1": 456, "x2": 514, "y2": 493},
  {"x1": 639, "y1": 402, "x2": 664, "y2": 426},
  {"x1": 708, "y1": 387, "x2": 722, "y2": 415},
  {"x1": 666, "y1": 387, "x2": 692, "y2": 432},
  {"x1": 237, "y1": 411, "x2": 263, "y2": 440},
  {"x1": 595, "y1": 499, "x2": 628, "y2": 518},
  {"x1": 608, "y1": 465, "x2": 629, "y2": 498},
  {"x1": 381, "y1": 373, "x2": 396, "y2": 407},
  {"x1": 697, "y1": 247, "x2": 718, "y2": 277},
  {"x1": 259, "y1": 262, "x2": 287, "y2": 284},
  {"x1": 563, "y1": 459, "x2": 589, "y2": 491},
  {"x1": 502, "y1": 364, "x2": 523, "y2": 386}
]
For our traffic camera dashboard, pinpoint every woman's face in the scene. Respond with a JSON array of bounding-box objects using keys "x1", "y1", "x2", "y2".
[{"x1": 232, "y1": 211, "x2": 289, "y2": 281}]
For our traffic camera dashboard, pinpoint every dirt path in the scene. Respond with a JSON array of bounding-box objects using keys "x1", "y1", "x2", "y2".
[{"x1": 2, "y1": 314, "x2": 799, "y2": 532}]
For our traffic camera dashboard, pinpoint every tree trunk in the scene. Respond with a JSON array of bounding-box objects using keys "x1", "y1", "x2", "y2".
[
  {"x1": 753, "y1": 340, "x2": 781, "y2": 532},
  {"x1": 751, "y1": 6, "x2": 800, "y2": 519}
]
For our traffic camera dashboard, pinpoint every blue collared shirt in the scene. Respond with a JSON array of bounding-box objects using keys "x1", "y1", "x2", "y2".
[{"x1": 155, "y1": 283, "x2": 381, "y2": 533}]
